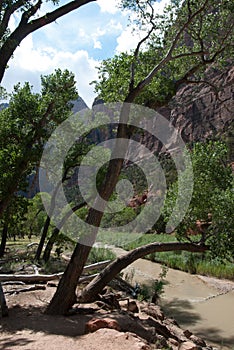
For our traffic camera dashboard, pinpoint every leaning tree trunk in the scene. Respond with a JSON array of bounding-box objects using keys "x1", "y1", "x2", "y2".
[
  {"x1": 79, "y1": 242, "x2": 208, "y2": 303},
  {"x1": 42, "y1": 227, "x2": 59, "y2": 263},
  {"x1": 46, "y1": 107, "x2": 132, "y2": 315},
  {"x1": 45, "y1": 240, "x2": 93, "y2": 314}
]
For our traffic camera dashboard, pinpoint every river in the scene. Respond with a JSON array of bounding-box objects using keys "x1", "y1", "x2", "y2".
[{"x1": 110, "y1": 246, "x2": 234, "y2": 349}]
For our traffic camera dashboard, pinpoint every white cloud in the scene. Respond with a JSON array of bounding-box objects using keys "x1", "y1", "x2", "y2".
[
  {"x1": 93, "y1": 40, "x2": 102, "y2": 49},
  {"x1": 97, "y1": 0, "x2": 121, "y2": 14},
  {"x1": 116, "y1": 26, "x2": 144, "y2": 53},
  {"x1": 115, "y1": 0, "x2": 170, "y2": 53},
  {"x1": 1, "y1": 35, "x2": 99, "y2": 107}
]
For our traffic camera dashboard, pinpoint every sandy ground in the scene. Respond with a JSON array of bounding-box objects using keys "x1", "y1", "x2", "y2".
[{"x1": 0, "y1": 286, "x2": 151, "y2": 350}]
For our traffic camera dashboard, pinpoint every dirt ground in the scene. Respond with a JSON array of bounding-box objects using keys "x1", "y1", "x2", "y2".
[
  {"x1": 0, "y1": 286, "x2": 152, "y2": 350},
  {"x1": 1, "y1": 276, "x2": 234, "y2": 350}
]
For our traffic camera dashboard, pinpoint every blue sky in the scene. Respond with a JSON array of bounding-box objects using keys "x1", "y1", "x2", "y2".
[{"x1": 1, "y1": 0, "x2": 167, "y2": 107}]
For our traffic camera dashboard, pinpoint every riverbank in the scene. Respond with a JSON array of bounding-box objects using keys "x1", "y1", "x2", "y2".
[
  {"x1": 109, "y1": 246, "x2": 234, "y2": 349},
  {"x1": 97, "y1": 231, "x2": 234, "y2": 280}
]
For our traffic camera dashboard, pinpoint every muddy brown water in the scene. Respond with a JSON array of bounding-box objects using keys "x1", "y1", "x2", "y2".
[{"x1": 110, "y1": 246, "x2": 234, "y2": 349}]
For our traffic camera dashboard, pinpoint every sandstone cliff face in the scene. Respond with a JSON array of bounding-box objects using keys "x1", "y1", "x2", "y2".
[
  {"x1": 170, "y1": 65, "x2": 233, "y2": 143},
  {"x1": 142, "y1": 65, "x2": 234, "y2": 158}
]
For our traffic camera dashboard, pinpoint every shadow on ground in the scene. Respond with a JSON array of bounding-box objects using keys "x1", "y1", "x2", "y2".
[
  {"x1": 0, "y1": 336, "x2": 34, "y2": 350},
  {"x1": 0, "y1": 304, "x2": 95, "y2": 338}
]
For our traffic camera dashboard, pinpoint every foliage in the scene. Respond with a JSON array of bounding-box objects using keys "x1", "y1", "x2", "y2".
[
  {"x1": 101, "y1": 207, "x2": 137, "y2": 228},
  {"x1": 163, "y1": 141, "x2": 234, "y2": 258},
  {"x1": 93, "y1": 0, "x2": 234, "y2": 106},
  {"x1": 87, "y1": 247, "x2": 116, "y2": 264},
  {"x1": 0, "y1": 69, "x2": 77, "y2": 217},
  {"x1": 24, "y1": 192, "x2": 51, "y2": 238},
  {"x1": 0, "y1": 195, "x2": 29, "y2": 240},
  {"x1": 137, "y1": 265, "x2": 168, "y2": 302}
]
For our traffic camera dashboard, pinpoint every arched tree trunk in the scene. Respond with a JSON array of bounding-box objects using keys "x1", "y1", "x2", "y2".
[
  {"x1": 79, "y1": 242, "x2": 208, "y2": 303},
  {"x1": 0, "y1": 224, "x2": 8, "y2": 258}
]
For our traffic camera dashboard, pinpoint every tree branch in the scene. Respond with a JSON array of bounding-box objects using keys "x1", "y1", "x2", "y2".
[
  {"x1": 0, "y1": 0, "x2": 26, "y2": 38},
  {"x1": 129, "y1": 1, "x2": 156, "y2": 91},
  {"x1": 0, "y1": 0, "x2": 96, "y2": 82},
  {"x1": 79, "y1": 241, "x2": 208, "y2": 302},
  {"x1": 132, "y1": 0, "x2": 210, "y2": 93},
  {"x1": 20, "y1": 0, "x2": 42, "y2": 25}
]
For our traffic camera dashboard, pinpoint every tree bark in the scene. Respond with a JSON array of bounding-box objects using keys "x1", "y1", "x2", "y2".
[
  {"x1": 42, "y1": 202, "x2": 86, "y2": 263},
  {"x1": 46, "y1": 105, "x2": 132, "y2": 315},
  {"x1": 79, "y1": 242, "x2": 208, "y2": 303},
  {"x1": 35, "y1": 215, "x2": 51, "y2": 261},
  {"x1": 42, "y1": 227, "x2": 58, "y2": 263},
  {"x1": 0, "y1": 223, "x2": 8, "y2": 258},
  {"x1": 0, "y1": 282, "x2": 8, "y2": 317},
  {"x1": 45, "y1": 243, "x2": 93, "y2": 314}
]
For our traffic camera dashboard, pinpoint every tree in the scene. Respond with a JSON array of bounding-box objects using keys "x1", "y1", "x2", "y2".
[
  {"x1": 0, "y1": 0, "x2": 95, "y2": 83},
  {"x1": 163, "y1": 141, "x2": 233, "y2": 247},
  {"x1": 46, "y1": 0, "x2": 234, "y2": 315},
  {"x1": 0, "y1": 69, "x2": 78, "y2": 218},
  {"x1": 0, "y1": 195, "x2": 28, "y2": 257}
]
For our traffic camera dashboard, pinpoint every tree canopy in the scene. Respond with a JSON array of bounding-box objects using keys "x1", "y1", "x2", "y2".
[{"x1": 0, "y1": 68, "x2": 77, "y2": 217}]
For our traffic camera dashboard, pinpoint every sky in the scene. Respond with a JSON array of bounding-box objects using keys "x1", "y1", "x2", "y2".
[{"x1": 1, "y1": 0, "x2": 168, "y2": 107}]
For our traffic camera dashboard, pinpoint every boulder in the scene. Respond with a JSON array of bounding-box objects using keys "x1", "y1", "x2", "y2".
[
  {"x1": 179, "y1": 341, "x2": 199, "y2": 350},
  {"x1": 85, "y1": 317, "x2": 121, "y2": 333}
]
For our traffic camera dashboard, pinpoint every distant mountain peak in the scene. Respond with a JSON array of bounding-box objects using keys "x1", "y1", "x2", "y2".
[{"x1": 71, "y1": 96, "x2": 89, "y2": 113}]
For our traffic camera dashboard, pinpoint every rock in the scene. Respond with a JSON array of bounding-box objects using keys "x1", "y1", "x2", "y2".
[
  {"x1": 179, "y1": 341, "x2": 199, "y2": 350},
  {"x1": 168, "y1": 337, "x2": 179, "y2": 347},
  {"x1": 184, "y1": 329, "x2": 193, "y2": 338},
  {"x1": 127, "y1": 300, "x2": 139, "y2": 313},
  {"x1": 189, "y1": 335, "x2": 206, "y2": 347},
  {"x1": 141, "y1": 303, "x2": 164, "y2": 321},
  {"x1": 85, "y1": 317, "x2": 121, "y2": 333},
  {"x1": 133, "y1": 65, "x2": 234, "y2": 161},
  {"x1": 100, "y1": 292, "x2": 120, "y2": 310}
]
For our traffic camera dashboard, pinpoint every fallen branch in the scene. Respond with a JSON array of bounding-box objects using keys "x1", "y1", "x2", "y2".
[
  {"x1": 5, "y1": 285, "x2": 46, "y2": 295},
  {"x1": 0, "y1": 260, "x2": 110, "y2": 283},
  {"x1": 0, "y1": 272, "x2": 63, "y2": 283}
]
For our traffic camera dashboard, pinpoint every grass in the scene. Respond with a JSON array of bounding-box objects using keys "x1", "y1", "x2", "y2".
[
  {"x1": 2, "y1": 233, "x2": 234, "y2": 280},
  {"x1": 1, "y1": 236, "x2": 116, "y2": 275}
]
